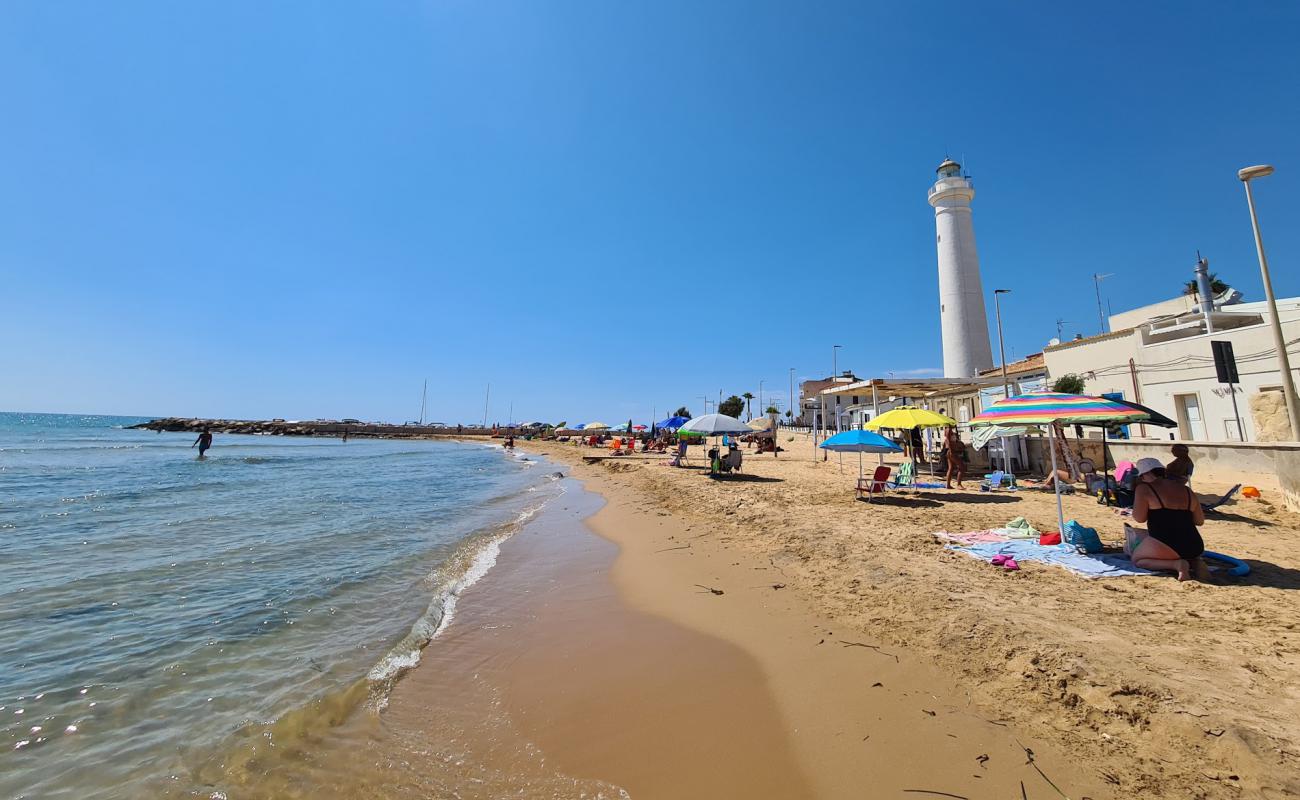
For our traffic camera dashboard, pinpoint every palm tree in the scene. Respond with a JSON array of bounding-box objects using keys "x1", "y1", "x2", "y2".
[
  {"x1": 742, "y1": 392, "x2": 755, "y2": 420},
  {"x1": 674, "y1": 406, "x2": 691, "y2": 420},
  {"x1": 1183, "y1": 273, "x2": 1228, "y2": 300}
]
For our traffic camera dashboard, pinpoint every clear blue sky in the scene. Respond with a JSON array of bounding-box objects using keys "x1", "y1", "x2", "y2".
[{"x1": 3, "y1": 2, "x2": 1297, "y2": 424}]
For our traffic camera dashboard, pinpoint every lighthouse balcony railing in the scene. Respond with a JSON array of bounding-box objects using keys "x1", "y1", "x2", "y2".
[{"x1": 928, "y1": 178, "x2": 974, "y2": 198}]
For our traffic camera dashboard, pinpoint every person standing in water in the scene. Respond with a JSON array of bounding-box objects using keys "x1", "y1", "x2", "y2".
[{"x1": 192, "y1": 427, "x2": 213, "y2": 459}]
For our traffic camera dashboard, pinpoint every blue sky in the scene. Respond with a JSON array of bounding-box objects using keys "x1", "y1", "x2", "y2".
[{"x1": 3, "y1": 2, "x2": 1297, "y2": 424}]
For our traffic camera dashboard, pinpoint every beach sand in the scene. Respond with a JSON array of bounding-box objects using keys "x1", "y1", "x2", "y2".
[{"x1": 521, "y1": 435, "x2": 1300, "y2": 799}]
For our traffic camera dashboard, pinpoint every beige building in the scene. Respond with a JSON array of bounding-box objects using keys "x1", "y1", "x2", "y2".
[{"x1": 1043, "y1": 294, "x2": 1300, "y2": 443}]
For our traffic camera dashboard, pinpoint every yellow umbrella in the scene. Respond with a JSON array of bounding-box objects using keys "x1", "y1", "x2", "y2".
[
  {"x1": 864, "y1": 406, "x2": 956, "y2": 431},
  {"x1": 747, "y1": 417, "x2": 774, "y2": 431},
  {"x1": 584, "y1": 421, "x2": 609, "y2": 430}
]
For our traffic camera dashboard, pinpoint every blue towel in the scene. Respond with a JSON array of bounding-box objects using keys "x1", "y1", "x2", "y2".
[{"x1": 948, "y1": 540, "x2": 1156, "y2": 579}]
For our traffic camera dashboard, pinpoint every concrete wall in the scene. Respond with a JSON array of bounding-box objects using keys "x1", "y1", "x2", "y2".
[{"x1": 1105, "y1": 438, "x2": 1299, "y2": 508}]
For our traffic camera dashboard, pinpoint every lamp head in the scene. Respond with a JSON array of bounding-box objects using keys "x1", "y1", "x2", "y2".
[
  {"x1": 994, "y1": 288, "x2": 1011, "y2": 294},
  {"x1": 1238, "y1": 165, "x2": 1275, "y2": 182}
]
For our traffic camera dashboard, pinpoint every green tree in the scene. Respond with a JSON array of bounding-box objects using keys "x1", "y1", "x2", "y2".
[
  {"x1": 1051, "y1": 374, "x2": 1086, "y2": 394},
  {"x1": 674, "y1": 406, "x2": 691, "y2": 419},
  {"x1": 742, "y1": 392, "x2": 755, "y2": 420},
  {"x1": 719, "y1": 395, "x2": 745, "y2": 418},
  {"x1": 765, "y1": 405, "x2": 779, "y2": 415},
  {"x1": 1183, "y1": 273, "x2": 1228, "y2": 299},
  {"x1": 784, "y1": 409, "x2": 793, "y2": 419}
]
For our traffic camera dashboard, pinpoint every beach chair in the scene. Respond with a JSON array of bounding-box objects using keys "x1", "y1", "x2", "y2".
[
  {"x1": 668, "y1": 440, "x2": 689, "y2": 467},
  {"x1": 1201, "y1": 484, "x2": 1241, "y2": 513},
  {"x1": 981, "y1": 470, "x2": 1007, "y2": 491},
  {"x1": 888, "y1": 460, "x2": 915, "y2": 489},
  {"x1": 856, "y1": 465, "x2": 891, "y2": 502}
]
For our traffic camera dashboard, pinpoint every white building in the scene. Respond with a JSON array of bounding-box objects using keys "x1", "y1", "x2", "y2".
[
  {"x1": 1043, "y1": 289, "x2": 1300, "y2": 443},
  {"x1": 929, "y1": 158, "x2": 994, "y2": 378}
]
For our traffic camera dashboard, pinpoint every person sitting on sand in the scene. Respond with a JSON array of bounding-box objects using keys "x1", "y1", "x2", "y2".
[
  {"x1": 1166, "y1": 444, "x2": 1194, "y2": 486},
  {"x1": 192, "y1": 427, "x2": 213, "y2": 459},
  {"x1": 1130, "y1": 457, "x2": 1209, "y2": 581},
  {"x1": 943, "y1": 426, "x2": 966, "y2": 489}
]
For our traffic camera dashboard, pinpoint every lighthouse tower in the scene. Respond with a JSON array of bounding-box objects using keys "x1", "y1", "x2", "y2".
[{"x1": 928, "y1": 158, "x2": 994, "y2": 378}]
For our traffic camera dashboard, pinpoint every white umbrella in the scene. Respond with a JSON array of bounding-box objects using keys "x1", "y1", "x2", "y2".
[{"x1": 679, "y1": 413, "x2": 752, "y2": 436}]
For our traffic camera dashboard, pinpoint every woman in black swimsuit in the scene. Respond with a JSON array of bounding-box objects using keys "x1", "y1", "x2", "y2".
[{"x1": 1130, "y1": 457, "x2": 1208, "y2": 581}]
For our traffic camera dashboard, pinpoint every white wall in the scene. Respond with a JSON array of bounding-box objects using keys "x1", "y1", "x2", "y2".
[{"x1": 1044, "y1": 316, "x2": 1300, "y2": 443}]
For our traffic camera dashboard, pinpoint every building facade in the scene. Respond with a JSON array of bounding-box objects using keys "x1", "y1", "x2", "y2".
[{"x1": 1043, "y1": 294, "x2": 1300, "y2": 442}]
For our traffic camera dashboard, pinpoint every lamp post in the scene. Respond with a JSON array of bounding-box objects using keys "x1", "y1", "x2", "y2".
[
  {"x1": 993, "y1": 288, "x2": 1013, "y2": 475},
  {"x1": 993, "y1": 289, "x2": 1012, "y2": 397},
  {"x1": 1239, "y1": 164, "x2": 1300, "y2": 440},
  {"x1": 758, "y1": 380, "x2": 764, "y2": 416},
  {"x1": 832, "y1": 344, "x2": 841, "y2": 380},
  {"x1": 789, "y1": 367, "x2": 796, "y2": 428}
]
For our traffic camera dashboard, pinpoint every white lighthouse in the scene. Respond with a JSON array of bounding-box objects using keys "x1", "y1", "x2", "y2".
[{"x1": 928, "y1": 158, "x2": 994, "y2": 378}]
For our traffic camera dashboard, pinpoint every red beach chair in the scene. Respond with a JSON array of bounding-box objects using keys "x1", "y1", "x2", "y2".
[{"x1": 856, "y1": 465, "x2": 892, "y2": 502}]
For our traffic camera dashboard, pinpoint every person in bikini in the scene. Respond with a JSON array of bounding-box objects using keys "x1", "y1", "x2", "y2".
[
  {"x1": 943, "y1": 426, "x2": 966, "y2": 489},
  {"x1": 1130, "y1": 457, "x2": 1209, "y2": 581}
]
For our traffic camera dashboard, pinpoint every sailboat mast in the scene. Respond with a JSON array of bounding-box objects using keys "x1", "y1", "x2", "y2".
[{"x1": 419, "y1": 379, "x2": 427, "y2": 425}]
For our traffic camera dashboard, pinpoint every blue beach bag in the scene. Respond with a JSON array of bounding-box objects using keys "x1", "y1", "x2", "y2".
[{"x1": 1063, "y1": 520, "x2": 1104, "y2": 554}]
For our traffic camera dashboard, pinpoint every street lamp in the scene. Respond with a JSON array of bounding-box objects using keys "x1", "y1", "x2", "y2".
[
  {"x1": 1239, "y1": 164, "x2": 1300, "y2": 440},
  {"x1": 789, "y1": 368, "x2": 796, "y2": 426},
  {"x1": 832, "y1": 344, "x2": 842, "y2": 380},
  {"x1": 993, "y1": 289, "x2": 1012, "y2": 397},
  {"x1": 758, "y1": 380, "x2": 764, "y2": 416}
]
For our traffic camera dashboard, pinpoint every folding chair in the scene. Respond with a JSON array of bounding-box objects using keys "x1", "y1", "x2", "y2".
[{"x1": 856, "y1": 465, "x2": 892, "y2": 502}]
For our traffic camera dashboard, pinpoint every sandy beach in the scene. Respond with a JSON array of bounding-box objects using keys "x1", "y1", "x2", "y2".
[{"x1": 516, "y1": 435, "x2": 1300, "y2": 799}]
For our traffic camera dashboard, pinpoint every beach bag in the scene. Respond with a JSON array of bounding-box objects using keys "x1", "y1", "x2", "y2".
[{"x1": 1063, "y1": 520, "x2": 1103, "y2": 554}]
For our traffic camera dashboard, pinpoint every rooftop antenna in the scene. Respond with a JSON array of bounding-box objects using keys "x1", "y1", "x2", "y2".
[
  {"x1": 1055, "y1": 319, "x2": 1071, "y2": 340},
  {"x1": 1093, "y1": 273, "x2": 1114, "y2": 334}
]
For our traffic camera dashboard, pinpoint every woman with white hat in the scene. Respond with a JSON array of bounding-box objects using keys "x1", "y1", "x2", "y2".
[{"x1": 1130, "y1": 457, "x2": 1209, "y2": 581}]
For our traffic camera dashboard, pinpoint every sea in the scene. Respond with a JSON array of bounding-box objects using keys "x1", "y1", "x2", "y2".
[{"x1": 0, "y1": 412, "x2": 561, "y2": 799}]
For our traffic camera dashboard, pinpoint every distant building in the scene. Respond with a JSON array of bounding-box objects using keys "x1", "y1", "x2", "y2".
[
  {"x1": 1043, "y1": 288, "x2": 1300, "y2": 442},
  {"x1": 796, "y1": 372, "x2": 858, "y2": 427}
]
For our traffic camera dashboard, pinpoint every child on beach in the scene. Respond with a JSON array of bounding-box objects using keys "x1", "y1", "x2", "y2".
[{"x1": 1166, "y1": 444, "x2": 1194, "y2": 485}]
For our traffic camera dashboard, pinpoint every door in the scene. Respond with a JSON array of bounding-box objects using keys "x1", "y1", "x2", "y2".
[{"x1": 1174, "y1": 394, "x2": 1204, "y2": 441}]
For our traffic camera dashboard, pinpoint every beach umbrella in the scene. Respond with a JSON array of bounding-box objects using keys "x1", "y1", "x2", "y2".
[
  {"x1": 971, "y1": 393, "x2": 1151, "y2": 539},
  {"x1": 657, "y1": 415, "x2": 690, "y2": 430},
  {"x1": 632, "y1": 424, "x2": 647, "y2": 431},
  {"x1": 864, "y1": 406, "x2": 956, "y2": 431},
  {"x1": 573, "y1": 423, "x2": 586, "y2": 430},
  {"x1": 747, "y1": 417, "x2": 775, "y2": 431},
  {"x1": 585, "y1": 422, "x2": 609, "y2": 430},
  {"x1": 679, "y1": 413, "x2": 752, "y2": 436},
  {"x1": 819, "y1": 430, "x2": 903, "y2": 480}
]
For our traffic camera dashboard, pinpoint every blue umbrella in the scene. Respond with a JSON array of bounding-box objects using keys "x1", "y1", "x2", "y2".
[
  {"x1": 819, "y1": 429, "x2": 903, "y2": 480},
  {"x1": 573, "y1": 423, "x2": 587, "y2": 430},
  {"x1": 657, "y1": 415, "x2": 690, "y2": 430}
]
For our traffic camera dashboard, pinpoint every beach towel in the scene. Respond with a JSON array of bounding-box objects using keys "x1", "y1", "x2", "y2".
[
  {"x1": 934, "y1": 530, "x2": 1011, "y2": 545},
  {"x1": 1004, "y1": 517, "x2": 1040, "y2": 538},
  {"x1": 1114, "y1": 460, "x2": 1136, "y2": 484},
  {"x1": 947, "y1": 540, "x2": 1156, "y2": 579}
]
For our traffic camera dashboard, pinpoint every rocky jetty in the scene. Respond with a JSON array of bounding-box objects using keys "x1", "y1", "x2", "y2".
[{"x1": 129, "y1": 418, "x2": 494, "y2": 439}]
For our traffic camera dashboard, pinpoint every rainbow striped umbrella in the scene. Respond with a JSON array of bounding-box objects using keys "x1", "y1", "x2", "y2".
[
  {"x1": 971, "y1": 394, "x2": 1150, "y2": 543},
  {"x1": 970, "y1": 393, "x2": 1150, "y2": 427}
]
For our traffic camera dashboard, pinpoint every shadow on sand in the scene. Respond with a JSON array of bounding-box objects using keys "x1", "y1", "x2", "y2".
[
  {"x1": 918, "y1": 492, "x2": 1023, "y2": 505},
  {"x1": 863, "y1": 496, "x2": 943, "y2": 508},
  {"x1": 706, "y1": 473, "x2": 784, "y2": 483},
  {"x1": 1231, "y1": 560, "x2": 1300, "y2": 591},
  {"x1": 1204, "y1": 509, "x2": 1275, "y2": 528}
]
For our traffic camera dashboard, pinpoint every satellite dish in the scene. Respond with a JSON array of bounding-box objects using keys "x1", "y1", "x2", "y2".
[{"x1": 1048, "y1": 337, "x2": 1061, "y2": 347}]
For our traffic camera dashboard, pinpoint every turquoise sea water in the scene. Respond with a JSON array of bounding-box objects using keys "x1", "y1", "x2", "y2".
[{"x1": 0, "y1": 413, "x2": 552, "y2": 799}]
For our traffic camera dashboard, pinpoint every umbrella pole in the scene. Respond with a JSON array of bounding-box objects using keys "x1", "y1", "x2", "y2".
[{"x1": 1049, "y1": 431, "x2": 1066, "y2": 543}]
